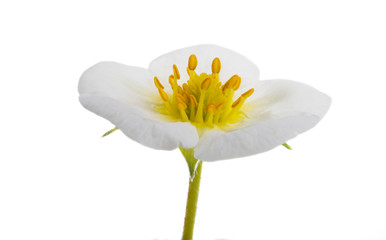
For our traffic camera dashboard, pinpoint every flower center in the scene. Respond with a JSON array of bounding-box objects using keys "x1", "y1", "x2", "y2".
[{"x1": 153, "y1": 55, "x2": 254, "y2": 128}]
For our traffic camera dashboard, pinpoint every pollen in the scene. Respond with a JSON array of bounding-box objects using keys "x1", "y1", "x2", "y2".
[
  {"x1": 153, "y1": 55, "x2": 254, "y2": 128},
  {"x1": 154, "y1": 77, "x2": 164, "y2": 89},
  {"x1": 188, "y1": 54, "x2": 198, "y2": 71},
  {"x1": 173, "y1": 64, "x2": 180, "y2": 80},
  {"x1": 212, "y1": 57, "x2": 221, "y2": 74},
  {"x1": 242, "y1": 88, "x2": 254, "y2": 98},
  {"x1": 158, "y1": 88, "x2": 169, "y2": 101},
  {"x1": 201, "y1": 78, "x2": 211, "y2": 90},
  {"x1": 190, "y1": 95, "x2": 198, "y2": 106}
]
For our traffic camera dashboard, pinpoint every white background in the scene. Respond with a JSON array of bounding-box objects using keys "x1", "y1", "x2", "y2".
[{"x1": 1, "y1": 0, "x2": 385, "y2": 239}]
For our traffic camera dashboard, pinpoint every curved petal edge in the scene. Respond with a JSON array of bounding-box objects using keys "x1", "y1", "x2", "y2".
[
  {"x1": 194, "y1": 79, "x2": 331, "y2": 161},
  {"x1": 79, "y1": 94, "x2": 199, "y2": 150}
]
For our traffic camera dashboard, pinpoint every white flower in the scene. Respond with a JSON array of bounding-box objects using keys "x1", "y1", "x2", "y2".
[{"x1": 78, "y1": 45, "x2": 331, "y2": 161}]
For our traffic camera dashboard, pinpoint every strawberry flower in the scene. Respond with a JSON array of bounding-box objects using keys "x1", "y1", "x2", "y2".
[
  {"x1": 78, "y1": 44, "x2": 331, "y2": 239},
  {"x1": 79, "y1": 44, "x2": 331, "y2": 161}
]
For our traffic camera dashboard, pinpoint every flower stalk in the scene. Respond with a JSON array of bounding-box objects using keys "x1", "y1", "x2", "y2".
[{"x1": 180, "y1": 148, "x2": 203, "y2": 240}]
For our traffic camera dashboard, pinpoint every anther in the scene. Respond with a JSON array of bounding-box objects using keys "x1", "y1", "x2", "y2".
[
  {"x1": 231, "y1": 97, "x2": 241, "y2": 108},
  {"x1": 232, "y1": 76, "x2": 241, "y2": 90},
  {"x1": 173, "y1": 64, "x2": 180, "y2": 80},
  {"x1": 205, "y1": 103, "x2": 216, "y2": 125},
  {"x1": 182, "y1": 92, "x2": 190, "y2": 103},
  {"x1": 158, "y1": 88, "x2": 169, "y2": 101},
  {"x1": 153, "y1": 55, "x2": 251, "y2": 127},
  {"x1": 213, "y1": 102, "x2": 225, "y2": 124},
  {"x1": 183, "y1": 83, "x2": 190, "y2": 93},
  {"x1": 190, "y1": 95, "x2": 198, "y2": 106},
  {"x1": 176, "y1": 93, "x2": 186, "y2": 103},
  {"x1": 177, "y1": 101, "x2": 187, "y2": 110},
  {"x1": 212, "y1": 57, "x2": 221, "y2": 74},
  {"x1": 188, "y1": 54, "x2": 198, "y2": 71},
  {"x1": 201, "y1": 77, "x2": 212, "y2": 90},
  {"x1": 154, "y1": 77, "x2": 164, "y2": 89},
  {"x1": 242, "y1": 88, "x2": 254, "y2": 98},
  {"x1": 216, "y1": 101, "x2": 226, "y2": 110},
  {"x1": 206, "y1": 103, "x2": 216, "y2": 114},
  {"x1": 177, "y1": 85, "x2": 183, "y2": 94},
  {"x1": 222, "y1": 75, "x2": 240, "y2": 91},
  {"x1": 178, "y1": 101, "x2": 189, "y2": 122},
  {"x1": 169, "y1": 75, "x2": 175, "y2": 87},
  {"x1": 189, "y1": 95, "x2": 197, "y2": 120},
  {"x1": 222, "y1": 82, "x2": 230, "y2": 91}
]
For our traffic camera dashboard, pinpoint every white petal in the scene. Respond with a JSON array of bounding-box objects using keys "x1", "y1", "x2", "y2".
[
  {"x1": 248, "y1": 80, "x2": 331, "y2": 119},
  {"x1": 148, "y1": 44, "x2": 259, "y2": 88},
  {"x1": 78, "y1": 61, "x2": 155, "y2": 105},
  {"x1": 78, "y1": 61, "x2": 199, "y2": 150},
  {"x1": 80, "y1": 94, "x2": 199, "y2": 150},
  {"x1": 195, "y1": 80, "x2": 331, "y2": 161}
]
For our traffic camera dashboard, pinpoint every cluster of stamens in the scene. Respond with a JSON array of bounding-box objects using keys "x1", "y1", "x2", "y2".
[{"x1": 153, "y1": 54, "x2": 254, "y2": 128}]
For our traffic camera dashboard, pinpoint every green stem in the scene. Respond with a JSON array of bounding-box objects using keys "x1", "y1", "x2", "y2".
[{"x1": 180, "y1": 148, "x2": 203, "y2": 240}]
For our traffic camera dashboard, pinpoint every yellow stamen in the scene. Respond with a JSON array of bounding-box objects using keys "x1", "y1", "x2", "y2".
[
  {"x1": 177, "y1": 100, "x2": 187, "y2": 110},
  {"x1": 216, "y1": 101, "x2": 226, "y2": 110},
  {"x1": 212, "y1": 57, "x2": 221, "y2": 74},
  {"x1": 213, "y1": 102, "x2": 225, "y2": 124},
  {"x1": 230, "y1": 89, "x2": 254, "y2": 108},
  {"x1": 204, "y1": 103, "x2": 216, "y2": 125},
  {"x1": 179, "y1": 110, "x2": 189, "y2": 121},
  {"x1": 169, "y1": 74, "x2": 178, "y2": 100},
  {"x1": 194, "y1": 91, "x2": 206, "y2": 123},
  {"x1": 189, "y1": 95, "x2": 197, "y2": 120},
  {"x1": 190, "y1": 95, "x2": 198, "y2": 106},
  {"x1": 242, "y1": 88, "x2": 254, "y2": 98},
  {"x1": 178, "y1": 101, "x2": 189, "y2": 122},
  {"x1": 206, "y1": 103, "x2": 216, "y2": 114},
  {"x1": 232, "y1": 76, "x2": 241, "y2": 90},
  {"x1": 231, "y1": 88, "x2": 254, "y2": 109},
  {"x1": 219, "y1": 87, "x2": 235, "y2": 120},
  {"x1": 177, "y1": 85, "x2": 183, "y2": 94},
  {"x1": 205, "y1": 112, "x2": 214, "y2": 125},
  {"x1": 169, "y1": 75, "x2": 175, "y2": 88},
  {"x1": 154, "y1": 76, "x2": 164, "y2": 89},
  {"x1": 232, "y1": 97, "x2": 242, "y2": 108},
  {"x1": 183, "y1": 83, "x2": 191, "y2": 93},
  {"x1": 153, "y1": 54, "x2": 254, "y2": 127},
  {"x1": 158, "y1": 88, "x2": 169, "y2": 101},
  {"x1": 222, "y1": 81, "x2": 230, "y2": 91},
  {"x1": 176, "y1": 93, "x2": 186, "y2": 104},
  {"x1": 188, "y1": 54, "x2": 198, "y2": 71},
  {"x1": 222, "y1": 75, "x2": 240, "y2": 92},
  {"x1": 182, "y1": 92, "x2": 190, "y2": 103},
  {"x1": 201, "y1": 77, "x2": 212, "y2": 90},
  {"x1": 173, "y1": 64, "x2": 180, "y2": 80},
  {"x1": 227, "y1": 89, "x2": 255, "y2": 122}
]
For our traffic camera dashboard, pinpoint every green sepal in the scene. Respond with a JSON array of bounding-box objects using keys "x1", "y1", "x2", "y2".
[
  {"x1": 179, "y1": 147, "x2": 199, "y2": 178},
  {"x1": 282, "y1": 142, "x2": 292, "y2": 150},
  {"x1": 102, "y1": 127, "x2": 118, "y2": 137}
]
